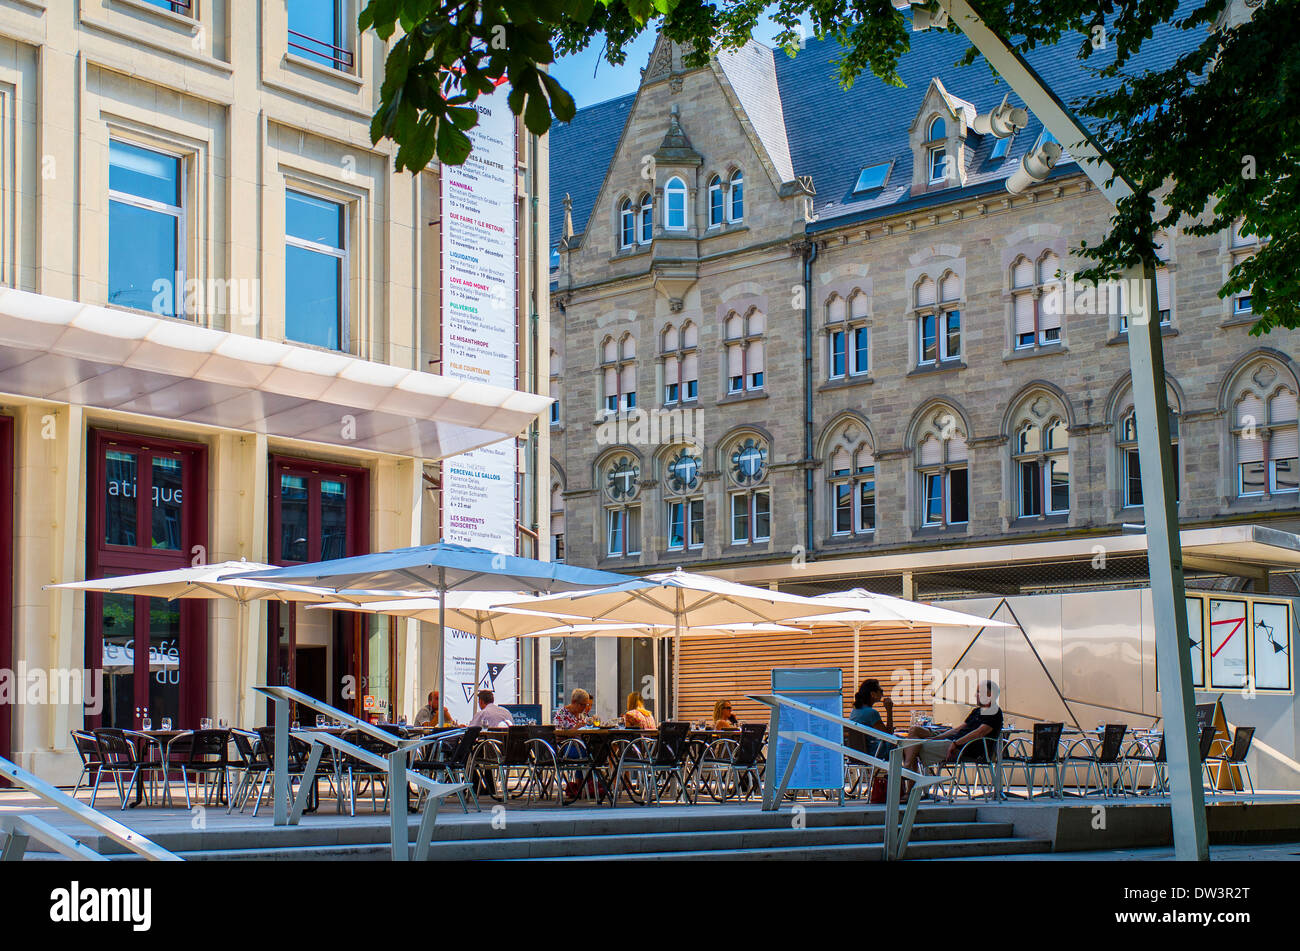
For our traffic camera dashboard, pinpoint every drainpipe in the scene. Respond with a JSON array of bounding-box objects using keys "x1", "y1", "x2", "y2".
[{"x1": 802, "y1": 239, "x2": 819, "y2": 559}]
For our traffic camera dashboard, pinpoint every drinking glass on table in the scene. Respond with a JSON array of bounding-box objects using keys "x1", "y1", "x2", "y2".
[
  {"x1": 142, "y1": 717, "x2": 152, "y2": 732},
  {"x1": 160, "y1": 717, "x2": 172, "y2": 731},
  {"x1": 219, "y1": 718, "x2": 228, "y2": 729},
  {"x1": 200, "y1": 717, "x2": 211, "y2": 730},
  {"x1": 316, "y1": 715, "x2": 327, "y2": 728}
]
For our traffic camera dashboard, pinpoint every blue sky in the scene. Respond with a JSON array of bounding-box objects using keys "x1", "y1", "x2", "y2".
[{"x1": 550, "y1": 17, "x2": 803, "y2": 108}]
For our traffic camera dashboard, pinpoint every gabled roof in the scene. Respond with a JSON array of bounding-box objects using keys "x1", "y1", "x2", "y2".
[{"x1": 551, "y1": 15, "x2": 1201, "y2": 250}]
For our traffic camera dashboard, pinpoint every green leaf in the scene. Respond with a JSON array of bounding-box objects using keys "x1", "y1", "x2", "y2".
[
  {"x1": 539, "y1": 71, "x2": 576, "y2": 123},
  {"x1": 437, "y1": 119, "x2": 474, "y2": 166}
]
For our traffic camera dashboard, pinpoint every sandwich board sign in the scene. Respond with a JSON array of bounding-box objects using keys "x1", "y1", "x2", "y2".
[{"x1": 768, "y1": 667, "x2": 845, "y2": 793}]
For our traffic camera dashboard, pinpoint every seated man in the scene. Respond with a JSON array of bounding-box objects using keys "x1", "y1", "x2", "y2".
[
  {"x1": 414, "y1": 689, "x2": 458, "y2": 727},
  {"x1": 467, "y1": 689, "x2": 514, "y2": 728},
  {"x1": 901, "y1": 680, "x2": 1003, "y2": 781}
]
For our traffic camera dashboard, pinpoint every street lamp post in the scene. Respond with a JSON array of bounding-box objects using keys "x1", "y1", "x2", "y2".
[{"x1": 899, "y1": 0, "x2": 1209, "y2": 859}]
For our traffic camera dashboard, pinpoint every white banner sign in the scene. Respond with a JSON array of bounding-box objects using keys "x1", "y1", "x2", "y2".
[{"x1": 440, "y1": 80, "x2": 519, "y2": 709}]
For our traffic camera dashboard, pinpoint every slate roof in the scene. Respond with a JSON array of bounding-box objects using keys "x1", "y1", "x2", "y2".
[{"x1": 550, "y1": 14, "x2": 1201, "y2": 251}]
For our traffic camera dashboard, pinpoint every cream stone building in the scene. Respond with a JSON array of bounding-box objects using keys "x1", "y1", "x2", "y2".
[
  {"x1": 0, "y1": 1, "x2": 550, "y2": 782},
  {"x1": 548, "y1": 30, "x2": 1299, "y2": 722}
]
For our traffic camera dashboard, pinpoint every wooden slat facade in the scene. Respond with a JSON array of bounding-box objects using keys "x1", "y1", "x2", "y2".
[{"x1": 676, "y1": 625, "x2": 934, "y2": 728}]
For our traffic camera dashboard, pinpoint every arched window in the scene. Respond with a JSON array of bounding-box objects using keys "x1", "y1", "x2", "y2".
[
  {"x1": 827, "y1": 433, "x2": 876, "y2": 537},
  {"x1": 601, "y1": 333, "x2": 637, "y2": 414},
  {"x1": 550, "y1": 476, "x2": 565, "y2": 562},
  {"x1": 927, "y1": 117, "x2": 947, "y2": 183},
  {"x1": 915, "y1": 409, "x2": 969, "y2": 528},
  {"x1": 826, "y1": 291, "x2": 870, "y2": 380},
  {"x1": 664, "y1": 446, "x2": 704, "y2": 552},
  {"x1": 729, "y1": 169, "x2": 744, "y2": 222},
  {"x1": 1228, "y1": 361, "x2": 1298, "y2": 497},
  {"x1": 725, "y1": 436, "x2": 770, "y2": 544},
  {"x1": 915, "y1": 272, "x2": 960, "y2": 366},
  {"x1": 1011, "y1": 250, "x2": 1065, "y2": 350},
  {"x1": 1012, "y1": 409, "x2": 1070, "y2": 518},
  {"x1": 664, "y1": 176, "x2": 688, "y2": 231},
  {"x1": 661, "y1": 320, "x2": 699, "y2": 405},
  {"x1": 601, "y1": 454, "x2": 641, "y2": 557},
  {"x1": 1118, "y1": 398, "x2": 1180, "y2": 507},
  {"x1": 639, "y1": 192, "x2": 653, "y2": 243},
  {"x1": 619, "y1": 198, "x2": 635, "y2": 249},
  {"x1": 707, "y1": 175, "x2": 723, "y2": 227},
  {"x1": 724, "y1": 309, "x2": 765, "y2": 395}
]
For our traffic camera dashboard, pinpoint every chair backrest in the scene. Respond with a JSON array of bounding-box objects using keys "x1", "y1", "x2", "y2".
[
  {"x1": 734, "y1": 723, "x2": 767, "y2": 766},
  {"x1": 500, "y1": 725, "x2": 532, "y2": 765},
  {"x1": 92, "y1": 729, "x2": 136, "y2": 765},
  {"x1": 1197, "y1": 724, "x2": 1218, "y2": 760},
  {"x1": 187, "y1": 729, "x2": 231, "y2": 763},
  {"x1": 1229, "y1": 726, "x2": 1255, "y2": 762},
  {"x1": 960, "y1": 730, "x2": 1000, "y2": 763},
  {"x1": 72, "y1": 730, "x2": 102, "y2": 765},
  {"x1": 436, "y1": 726, "x2": 482, "y2": 768},
  {"x1": 527, "y1": 725, "x2": 559, "y2": 765},
  {"x1": 1029, "y1": 722, "x2": 1064, "y2": 763},
  {"x1": 654, "y1": 722, "x2": 691, "y2": 766},
  {"x1": 843, "y1": 725, "x2": 869, "y2": 755},
  {"x1": 255, "y1": 726, "x2": 306, "y2": 769},
  {"x1": 231, "y1": 730, "x2": 262, "y2": 766},
  {"x1": 1098, "y1": 724, "x2": 1128, "y2": 763}
]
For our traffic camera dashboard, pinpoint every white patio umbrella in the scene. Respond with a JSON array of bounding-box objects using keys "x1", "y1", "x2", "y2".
[
  {"x1": 496, "y1": 569, "x2": 846, "y2": 717},
  {"x1": 49, "y1": 561, "x2": 425, "y2": 724},
  {"x1": 784, "y1": 588, "x2": 1013, "y2": 686}
]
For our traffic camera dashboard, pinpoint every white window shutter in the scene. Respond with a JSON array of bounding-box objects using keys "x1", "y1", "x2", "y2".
[
  {"x1": 851, "y1": 293, "x2": 870, "y2": 319},
  {"x1": 1238, "y1": 432, "x2": 1265, "y2": 464},
  {"x1": 1037, "y1": 253, "x2": 1061, "y2": 285},
  {"x1": 1155, "y1": 267, "x2": 1171, "y2": 312},
  {"x1": 622, "y1": 336, "x2": 636, "y2": 360},
  {"x1": 1237, "y1": 393, "x2": 1265, "y2": 428},
  {"x1": 1038, "y1": 289, "x2": 1063, "y2": 331},
  {"x1": 947, "y1": 433, "x2": 968, "y2": 462},
  {"x1": 748, "y1": 339, "x2": 765, "y2": 373},
  {"x1": 1014, "y1": 294, "x2": 1036, "y2": 336},
  {"x1": 828, "y1": 297, "x2": 846, "y2": 323},
  {"x1": 725, "y1": 314, "x2": 741, "y2": 339},
  {"x1": 727, "y1": 343, "x2": 744, "y2": 377},
  {"x1": 748, "y1": 311, "x2": 766, "y2": 334},
  {"x1": 1270, "y1": 388, "x2": 1298, "y2": 423},
  {"x1": 940, "y1": 273, "x2": 961, "y2": 302},
  {"x1": 683, "y1": 322, "x2": 698, "y2": 348},
  {"x1": 830, "y1": 448, "x2": 849, "y2": 473},
  {"x1": 603, "y1": 339, "x2": 617, "y2": 362},
  {"x1": 919, "y1": 436, "x2": 942, "y2": 466},
  {"x1": 619, "y1": 363, "x2": 635, "y2": 394},
  {"x1": 664, "y1": 355, "x2": 679, "y2": 386},
  {"x1": 683, "y1": 352, "x2": 699, "y2": 384},
  {"x1": 1272, "y1": 426, "x2": 1299, "y2": 460},
  {"x1": 916, "y1": 278, "x2": 936, "y2": 307},
  {"x1": 1012, "y1": 258, "x2": 1034, "y2": 289},
  {"x1": 603, "y1": 366, "x2": 618, "y2": 397}
]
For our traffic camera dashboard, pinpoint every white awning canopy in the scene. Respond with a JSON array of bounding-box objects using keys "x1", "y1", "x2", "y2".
[{"x1": 0, "y1": 289, "x2": 551, "y2": 459}]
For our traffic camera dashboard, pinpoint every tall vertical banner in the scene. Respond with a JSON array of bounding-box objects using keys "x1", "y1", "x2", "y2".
[{"x1": 440, "y1": 80, "x2": 519, "y2": 722}]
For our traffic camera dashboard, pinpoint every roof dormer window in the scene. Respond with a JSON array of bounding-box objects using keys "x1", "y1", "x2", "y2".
[{"x1": 927, "y1": 117, "x2": 948, "y2": 184}]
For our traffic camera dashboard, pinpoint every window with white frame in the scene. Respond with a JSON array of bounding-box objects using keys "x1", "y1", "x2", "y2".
[
  {"x1": 1119, "y1": 406, "x2": 1180, "y2": 507},
  {"x1": 724, "y1": 309, "x2": 766, "y2": 394},
  {"x1": 661, "y1": 321, "x2": 699, "y2": 405},
  {"x1": 620, "y1": 198, "x2": 636, "y2": 248},
  {"x1": 729, "y1": 169, "x2": 744, "y2": 222},
  {"x1": 287, "y1": 0, "x2": 354, "y2": 71},
  {"x1": 826, "y1": 292, "x2": 870, "y2": 380},
  {"x1": 285, "y1": 189, "x2": 348, "y2": 350},
  {"x1": 549, "y1": 348, "x2": 562, "y2": 427},
  {"x1": 639, "y1": 192, "x2": 654, "y2": 243},
  {"x1": 602, "y1": 455, "x2": 641, "y2": 557},
  {"x1": 1014, "y1": 417, "x2": 1070, "y2": 517},
  {"x1": 600, "y1": 333, "x2": 637, "y2": 414},
  {"x1": 829, "y1": 443, "x2": 876, "y2": 536},
  {"x1": 1231, "y1": 373, "x2": 1298, "y2": 498},
  {"x1": 707, "y1": 175, "x2": 723, "y2": 227},
  {"x1": 664, "y1": 177, "x2": 688, "y2": 231},
  {"x1": 1117, "y1": 234, "x2": 1173, "y2": 331},
  {"x1": 727, "y1": 437, "x2": 770, "y2": 544},
  {"x1": 664, "y1": 447, "x2": 704, "y2": 551},
  {"x1": 915, "y1": 273, "x2": 961, "y2": 365},
  {"x1": 108, "y1": 139, "x2": 185, "y2": 317},
  {"x1": 550, "y1": 480, "x2": 566, "y2": 562},
  {"x1": 1230, "y1": 219, "x2": 1261, "y2": 316},
  {"x1": 1011, "y1": 252, "x2": 1065, "y2": 349},
  {"x1": 916, "y1": 415, "x2": 969, "y2": 528},
  {"x1": 927, "y1": 116, "x2": 947, "y2": 184}
]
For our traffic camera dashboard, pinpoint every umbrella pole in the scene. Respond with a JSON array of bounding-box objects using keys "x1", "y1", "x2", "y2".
[
  {"x1": 236, "y1": 599, "x2": 249, "y2": 728},
  {"x1": 437, "y1": 569, "x2": 446, "y2": 727},
  {"x1": 672, "y1": 587, "x2": 683, "y2": 720},
  {"x1": 854, "y1": 624, "x2": 861, "y2": 691},
  {"x1": 473, "y1": 617, "x2": 482, "y2": 708}
]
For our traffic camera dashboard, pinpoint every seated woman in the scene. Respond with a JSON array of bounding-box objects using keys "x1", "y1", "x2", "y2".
[
  {"x1": 849, "y1": 679, "x2": 894, "y2": 758},
  {"x1": 713, "y1": 699, "x2": 740, "y2": 730},
  {"x1": 554, "y1": 688, "x2": 593, "y2": 729},
  {"x1": 622, "y1": 692, "x2": 656, "y2": 729}
]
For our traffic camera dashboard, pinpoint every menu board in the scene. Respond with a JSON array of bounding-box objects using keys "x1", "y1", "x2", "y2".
[
  {"x1": 768, "y1": 668, "x2": 845, "y2": 791},
  {"x1": 439, "y1": 80, "x2": 519, "y2": 712}
]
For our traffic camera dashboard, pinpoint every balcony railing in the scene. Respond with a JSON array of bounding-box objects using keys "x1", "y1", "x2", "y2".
[{"x1": 288, "y1": 29, "x2": 355, "y2": 71}]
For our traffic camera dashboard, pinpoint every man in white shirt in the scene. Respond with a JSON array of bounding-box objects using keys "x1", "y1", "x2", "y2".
[{"x1": 467, "y1": 689, "x2": 514, "y2": 728}]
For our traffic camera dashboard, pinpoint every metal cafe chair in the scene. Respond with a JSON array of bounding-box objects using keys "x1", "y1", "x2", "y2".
[
  {"x1": 1124, "y1": 733, "x2": 1168, "y2": 795},
  {"x1": 525, "y1": 725, "x2": 566, "y2": 807},
  {"x1": 696, "y1": 723, "x2": 767, "y2": 803},
  {"x1": 70, "y1": 730, "x2": 105, "y2": 798},
  {"x1": 997, "y1": 722, "x2": 1065, "y2": 799},
  {"x1": 412, "y1": 726, "x2": 481, "y2": 812},
  {"x1": 251, "y1": 726, "x2": 314, "y2": 817},
  {"x1": 1205, "y1": 725, "x2": 1256, "y2": 795},
  {"x1": 557, "y1": 730, "x2": 620, "y2": 805},
  {"x1": 933, "y1": 732, "x2": 1001, "y2": 801},
  {"x1": 91, "y1": 729, "x2": 163, "y2": 810},
  {"x1": 1061, "y1": 724, "x2": 1129, "y2": 797},
  {"x1": 338, "y1": 728, "x2": 393, "y2": 815},
  {"x1": 612, "y1": 721, "x2": 694, "y2": 807},
  {"x1": 227, "y1": 729, "x2": 269, "y2": 814},
  {"x1": 176, "y1": 728, "x2": 234, "y2": 809},
  {"x1": 472, "y1": 725, "x2": 543, "y2": 807}
]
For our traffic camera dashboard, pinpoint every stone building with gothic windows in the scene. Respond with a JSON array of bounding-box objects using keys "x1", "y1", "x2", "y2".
[{"x1": 545, "y1": 27, "x2": 1299, "y2": 723}]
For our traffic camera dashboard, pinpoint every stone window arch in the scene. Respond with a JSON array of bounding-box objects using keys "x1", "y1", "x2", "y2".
[
  {"x1": 1008, "y1": 391, "x2": 1071, "y2": 517},
  {"x1": 914, "y1": 406, "x2": 969, "y2": 528},
  {"x1": 661, "y1": 444, "x2": 704, "y2": 551},
  {"x1": 824, "y1": 419, "x2": 876, "y2": 536},
  {"x1": 1226, "y1": 359, "x2": 1299, "y2": 497},
  {"x1": 598, "y1": 450, "x2": 641, "y2": 557},
  {"x1": 722, "y1": 433, "x2": 770, "y2": 544}
]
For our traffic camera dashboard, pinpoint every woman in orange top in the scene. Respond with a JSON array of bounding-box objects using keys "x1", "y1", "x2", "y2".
[{"x1": 623, "y1": 692, "x2": 656, "y2": 729}]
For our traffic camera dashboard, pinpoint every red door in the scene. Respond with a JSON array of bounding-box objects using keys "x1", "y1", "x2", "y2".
[{"x1": 86, "y1": 430, "x2": 207, "y2": 730}]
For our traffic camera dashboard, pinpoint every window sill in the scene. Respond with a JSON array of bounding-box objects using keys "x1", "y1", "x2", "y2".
[
  {"x1": 1012, "y1": 513, "x2": 1070, "y2": 528},
  {"x1": 661, "y1": 399, "x2": 700, "y2": 411},
  {"x1": 590, "y1": 411, "x2": 641, "y2": 426},
  {"x1": 724, "y1": 540, "x2": 771, "y2": 552},
  {"x1": 907, "y1": 360, "x2": 965, "y2": 378},
  {"x1": 823, "y1": 532, "x2": 875, "y2": 548},
  {"x1": 913, "y1": 524, "x2": 969, "y2": 538},
  {"x1": 283, "y1": 52, "x2": 363, "y2": 88},
  {"x1": 1226, "y1": 494, "x2": 1299, "y2": 512},
  {"x1": 1004, "y1": 343, "x2": 1067, "y2": 362},
  {"x1": 718, "y1": 390, "x2": 768, "y2": 406},
  {"x1": 818, "y1": 375, "x2": 874, "y2": 393},
  {"x1": 1106, "y1": 325, "x2": 1177, "y2": 346},
  {"x1": 612, "y1": 244, "x2": 652, "y2": 261},
  {"x1": 702, "y1": 223, "x2": 749, "y2": 239},
  {"x1": 1221, "y1": 315, "x2": 1258, "y2": 330}
]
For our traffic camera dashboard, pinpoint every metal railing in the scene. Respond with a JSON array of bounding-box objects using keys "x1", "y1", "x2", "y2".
[
  {"x1": 287, "y1": 29, "x2": 354, "y2": 70},
  {"x1": 0, "y1": 755, "x2": 179, "y2": 862},
  {"x1": 749, "y1": 693, "x2": 946, "y2": 860},
  {"x1": 252, "y1": 685, "x2": 468, "y2": 861}
]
